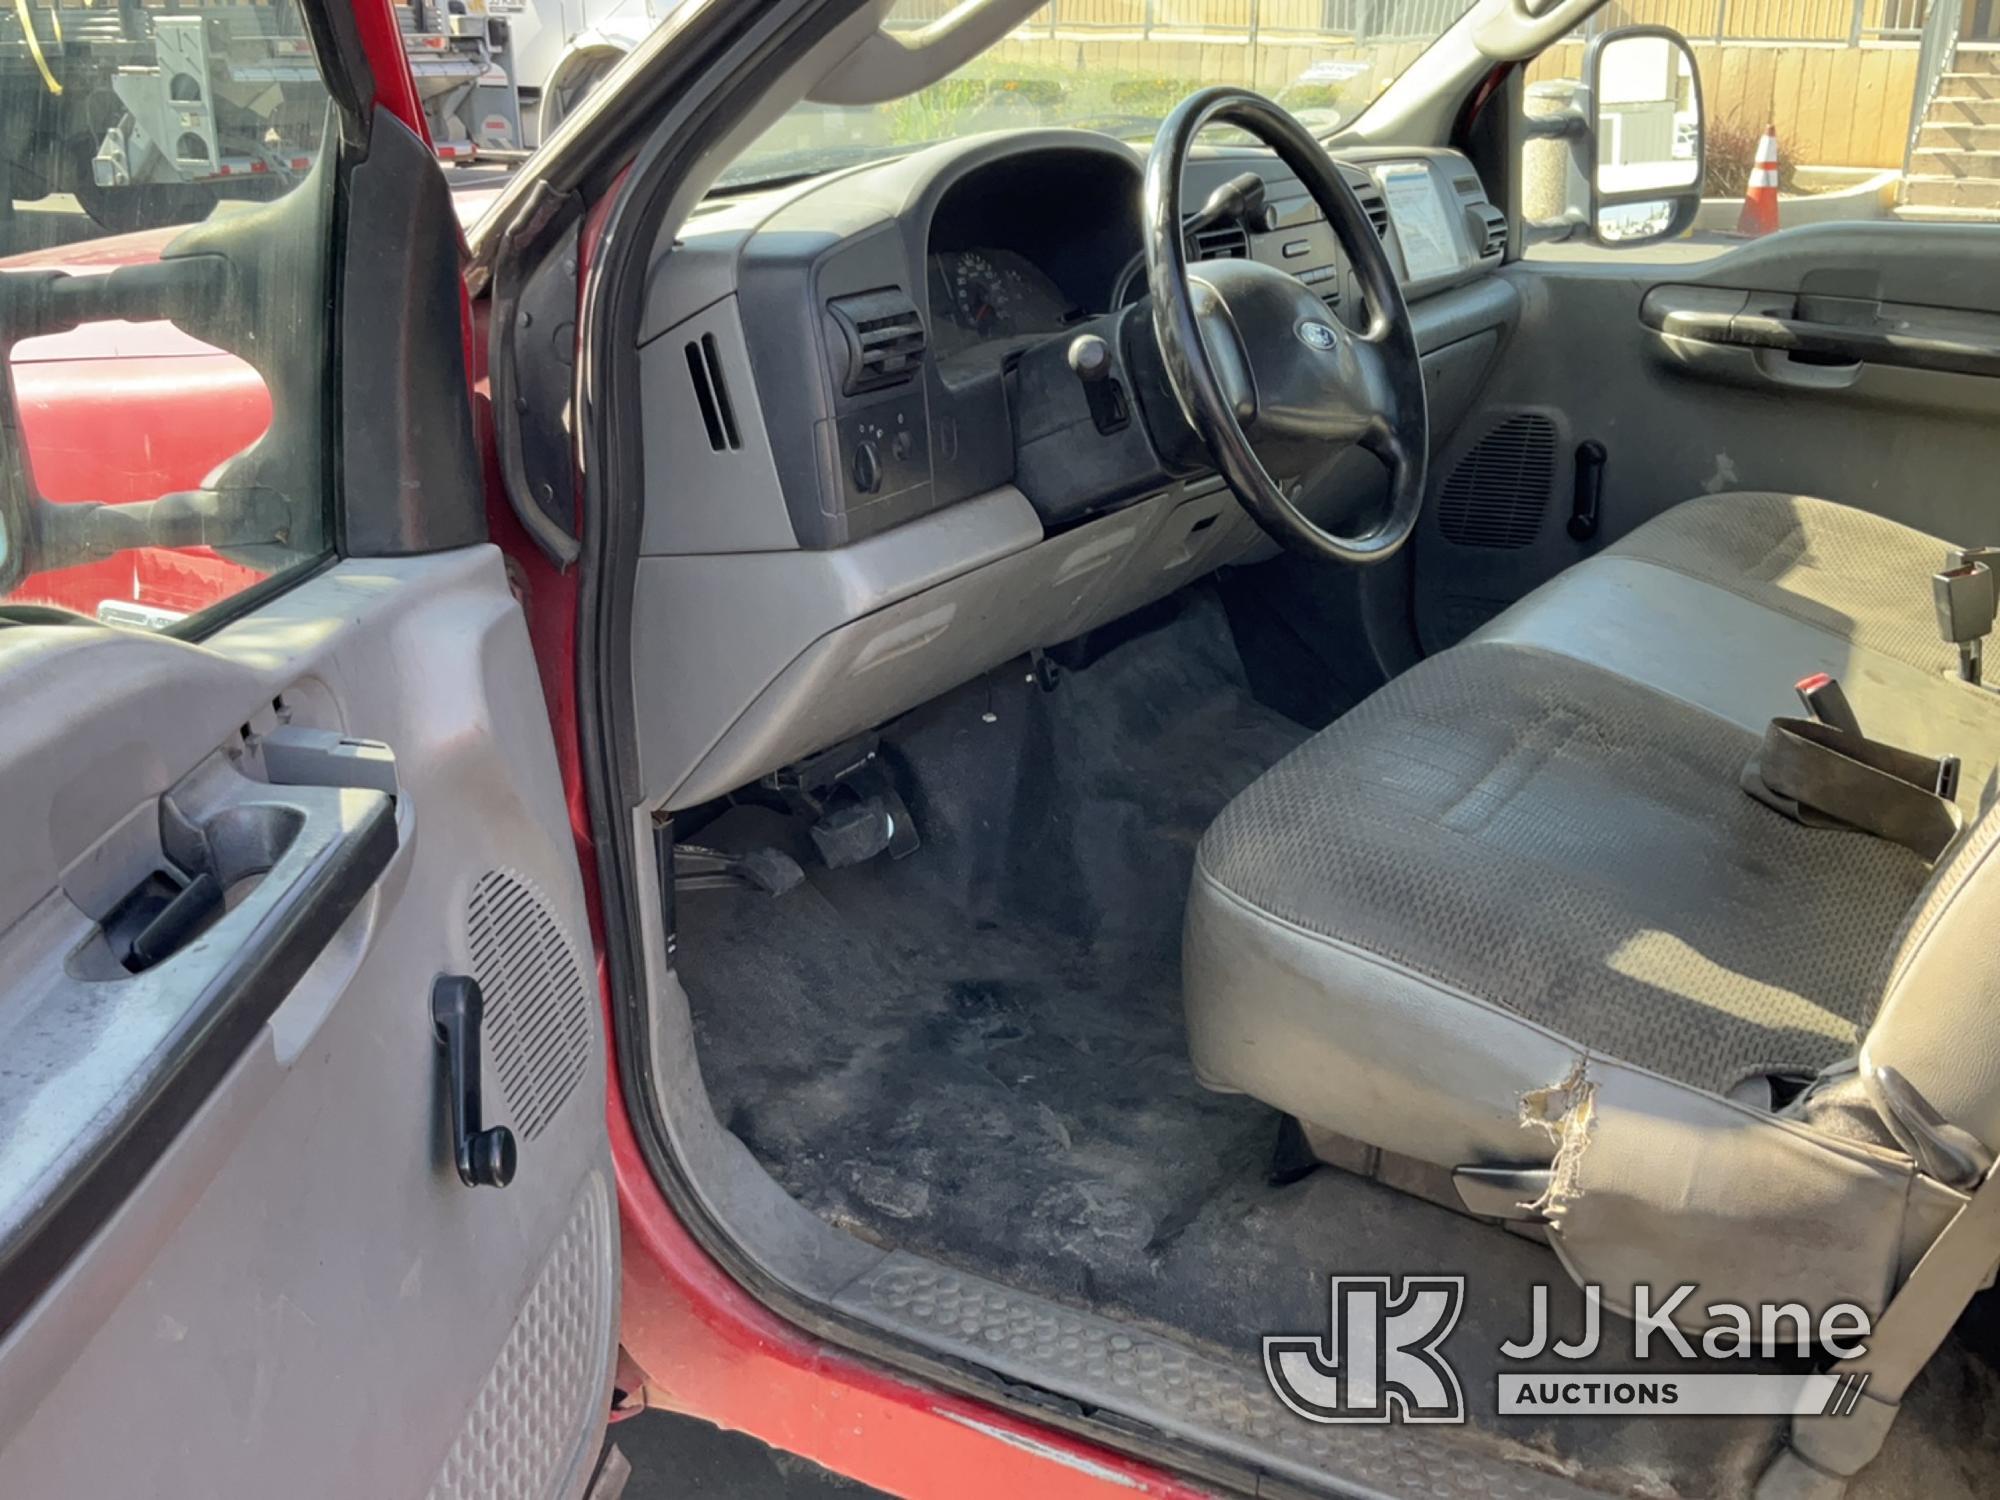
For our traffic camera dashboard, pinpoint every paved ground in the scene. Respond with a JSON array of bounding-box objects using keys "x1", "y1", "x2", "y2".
[{"x1": 608, "y1": 1412, "x2": 882, "y2": 1500}]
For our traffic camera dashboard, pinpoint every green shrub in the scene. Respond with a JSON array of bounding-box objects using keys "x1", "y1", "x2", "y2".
[{"x1": 1109, "y1": 77, "x2": 1201, "y2": 114}]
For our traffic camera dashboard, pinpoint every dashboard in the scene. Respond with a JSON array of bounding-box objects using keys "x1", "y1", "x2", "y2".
[{"x1": 630, "y1": 128, "x2": 1521, "y2": 811}]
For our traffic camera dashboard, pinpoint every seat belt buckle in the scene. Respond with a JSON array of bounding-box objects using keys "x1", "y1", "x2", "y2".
[
  {"x1": 1933, "y1": 559, "x2": 1997, "y2": 687},
  {"x1": 1790, "y1": 673, "x2": 1960, "y2": 802},
  {"x1": 1795, "y1": 672, "x2": 1862, "y2": 737},
  {"x1": 1936, "y1": 753, "x2": 1961, "y2": 804}
]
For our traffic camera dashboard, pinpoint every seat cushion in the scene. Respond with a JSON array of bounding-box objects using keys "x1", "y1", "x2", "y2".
[
  {"x1": 1605, "y1": 491, "x2": 1955, "y2": 677},
  {"x1": 1474, "y1": 492, "x2": 2000, "y2": 821},
  {"x1": 1186, "y1": 640, "x2": 1932, "y2": 1136}
]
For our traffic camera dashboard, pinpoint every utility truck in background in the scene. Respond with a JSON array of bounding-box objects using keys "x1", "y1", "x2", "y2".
[
  {"x1": 0, "y1": 0, "x2": 528, "y2": 231},
  {"x1": 496, "y1": 0, "x2": 674, "y2": 144}
]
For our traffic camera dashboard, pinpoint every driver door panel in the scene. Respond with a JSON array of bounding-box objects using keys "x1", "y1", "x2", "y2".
[
  {"x1": 0, "y1": 0, "x2": 618, "y2": 1486},
  {"x1": 0, "y1": 550, "x2": 617, "y2": 1497}
]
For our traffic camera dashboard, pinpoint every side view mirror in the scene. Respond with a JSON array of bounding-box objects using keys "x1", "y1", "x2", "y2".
[
  {"x1": 1522, "y1": 25, "x2": 1706, "y2": 248},
  {"x1": 1588, "y1": 27, "x2": 1705, "y2": 245}
]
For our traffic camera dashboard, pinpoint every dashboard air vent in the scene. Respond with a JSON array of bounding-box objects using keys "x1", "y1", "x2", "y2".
[
  {"x1": 1352, "y1": 184, "x2": 1391, "y2": 240},
  {"x1": 1437, "y1": 413, "x2": 1558, "y2": 549},
  {"x1": 1188, "y1": 221, "x2": 1249, "y2": 261},
  {"x1": 1467, "y1": 201, "x2": 1507, "y2": 261},
  {"x1": 684, "y1": 333, "x2": 740, "y2": 453},
  {"x1": 826, "y1": 287, "x2": 927, "y2": 394}
]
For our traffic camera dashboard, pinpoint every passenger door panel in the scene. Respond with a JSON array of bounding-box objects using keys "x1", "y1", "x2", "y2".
[{"x1": 1417, "y1": 226, "x2": 2000, "y2": 650}]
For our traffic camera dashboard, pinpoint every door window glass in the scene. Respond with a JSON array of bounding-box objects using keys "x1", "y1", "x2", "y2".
[
  {"x1": 0, "y1": 0, "x2": 334, "y2": 627},
  {"x1": 1527, "y1": 1, "x2": 2000, "y2": 260}
]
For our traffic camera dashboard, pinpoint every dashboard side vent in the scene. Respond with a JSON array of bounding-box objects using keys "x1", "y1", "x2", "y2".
[
  {"x1": 1188, "y1": 221, "x2": 1249, "y2": 261},
  {"x1": 1467, "y1": 201, "x2": 1507, "y2": 262},
  {"x1": 826, "y1": 287, "x2": 926, "y2": 394},
  {"x1": 684, "y1": 333, "x2": 740, "y2": 452},
  {"x1": 1352, "y1": 183, "x2": 1391, "y2": 240},
  {"x1": 1437, "y1": 413, "x2": 1558, "y2": 549}
]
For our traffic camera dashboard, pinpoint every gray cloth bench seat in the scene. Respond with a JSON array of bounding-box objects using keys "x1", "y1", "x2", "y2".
[{"x1": 1183, "y1": 491, "x2": 1997, "y2": 1329}]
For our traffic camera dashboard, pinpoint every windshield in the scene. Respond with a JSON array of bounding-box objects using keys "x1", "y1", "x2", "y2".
[{"x1": 723, "y1": 0, "x2": 1479, "y2": 188}]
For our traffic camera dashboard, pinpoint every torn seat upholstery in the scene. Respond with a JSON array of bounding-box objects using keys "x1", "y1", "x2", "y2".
[{"x1": 1184, "y1": 492, "x2": 1999, "y2": 1329}]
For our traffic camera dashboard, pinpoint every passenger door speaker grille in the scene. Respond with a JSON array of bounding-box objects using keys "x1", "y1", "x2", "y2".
[
  {"x1": 1436, "y1": 413, "x2": 1558, "y2": 549},
  {"x1": 684, "y1": 332, "x2": 740, "y2": 452},
  {"x1": 466, "y1": 869, "x2": 592, "y2": 1141}
]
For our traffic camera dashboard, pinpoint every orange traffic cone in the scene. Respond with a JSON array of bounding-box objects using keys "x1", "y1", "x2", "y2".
[{"x1": 1736, "y1": 125, "x2": 1781, "y2": 237}]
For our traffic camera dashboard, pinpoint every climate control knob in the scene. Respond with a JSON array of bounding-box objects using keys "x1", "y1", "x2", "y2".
[{"x1": 851, "y1": 439, "x2": 882, "y2": 495}]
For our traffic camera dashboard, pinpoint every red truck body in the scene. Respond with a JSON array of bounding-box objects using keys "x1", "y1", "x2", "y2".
[{"x1": 6, "y1": 228, "x2": 269, "y2": 620}]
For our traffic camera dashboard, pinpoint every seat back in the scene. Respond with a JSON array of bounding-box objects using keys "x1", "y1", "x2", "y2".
[{"x1": 1863, "y1": 801, "x2": 2000, "y2": 1156}]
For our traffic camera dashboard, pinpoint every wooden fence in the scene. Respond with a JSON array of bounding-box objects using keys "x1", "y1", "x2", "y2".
[{"x1": 898, "y1": 0, "x2": 1944, "y2": 167}]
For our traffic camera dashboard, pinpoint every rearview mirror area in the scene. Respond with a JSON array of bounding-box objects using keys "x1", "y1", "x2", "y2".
[{"x1": 1588, "y1": 27, "x2": 1705, "y2": 245}]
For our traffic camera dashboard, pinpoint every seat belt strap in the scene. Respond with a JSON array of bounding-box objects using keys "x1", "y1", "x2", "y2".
[{"x1": 1744, "y1": 714, "x2": 1961, "y2": 864}]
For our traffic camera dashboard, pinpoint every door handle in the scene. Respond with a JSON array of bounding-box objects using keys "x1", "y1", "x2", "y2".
[
  {"x1": 431, "y1": 974, "x2": 518, "y2": 1189},
  {"x1": 1653, "y1": 308, "x2": 2000, "y2": 380},
  {"x1": 0, "y1": 759, "x2": 398, "y2": 1339}
]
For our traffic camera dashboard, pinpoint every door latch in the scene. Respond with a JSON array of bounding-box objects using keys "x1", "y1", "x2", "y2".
[{"x1": 431, "y1": 974, "x2": 517, "y2": 1189}]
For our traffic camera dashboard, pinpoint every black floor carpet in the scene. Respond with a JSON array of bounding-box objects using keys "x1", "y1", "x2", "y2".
[
  {"x1": 683, "y1": 589, "x2": 1308, "y2": 1299},
  {"x1": 678, "y1": 585, "x2": 2000, "y2": 1500}
]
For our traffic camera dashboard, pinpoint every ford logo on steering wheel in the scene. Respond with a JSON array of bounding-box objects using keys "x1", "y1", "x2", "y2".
[{"x1": 1296, "y1": 320, "x2": 1340, "y2": 351}]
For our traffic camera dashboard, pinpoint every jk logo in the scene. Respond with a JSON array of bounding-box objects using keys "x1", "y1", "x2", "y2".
[{"x1": 1264, "y1": 1276, "x2": 1466, "y2": 1424}]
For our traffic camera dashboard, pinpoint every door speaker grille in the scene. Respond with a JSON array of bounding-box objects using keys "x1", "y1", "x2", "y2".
[
  {"x1": 467, "y1": 869, "x2": 591, "y2": 1141},
  {"x1": 1436, "y1": 413, "x2": 1557, "y2": 549}
]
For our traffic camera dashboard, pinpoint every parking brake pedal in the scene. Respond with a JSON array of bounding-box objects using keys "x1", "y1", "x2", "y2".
[{"x1": 672, "y1": 844, "x2": 803, "y2": 896}]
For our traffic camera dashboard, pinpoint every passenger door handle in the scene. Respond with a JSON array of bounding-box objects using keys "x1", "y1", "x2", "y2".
[
  {"x1": 1643, "y1": 288, "x2": 2000, "y2": 381},
  {"x1": 1656, "y1": 309, "x2": 2000, "y2": 378}
]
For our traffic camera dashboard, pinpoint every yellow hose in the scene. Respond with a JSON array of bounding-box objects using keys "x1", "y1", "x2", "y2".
[{"x1": 16, "y1": 0, "x2": 62, "y2": 97}]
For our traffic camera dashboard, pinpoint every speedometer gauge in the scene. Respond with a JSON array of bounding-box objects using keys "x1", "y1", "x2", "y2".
[
  {"x1": 950, "y1": 251, "x2": 1018, "y2": 340},
  {"x1": 929, "y1": 248, "x2": 1076, "y2": 358}
]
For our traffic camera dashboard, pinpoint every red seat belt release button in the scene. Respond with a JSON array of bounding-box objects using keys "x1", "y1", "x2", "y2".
[{"x1": 1795, "y1": 673, "x2": 1862, "y2": 738}]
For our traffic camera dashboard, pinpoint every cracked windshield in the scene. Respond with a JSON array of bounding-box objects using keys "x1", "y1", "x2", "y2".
[{"x1": 723, "y1": 0, "x2": 1482, "y2": 186}]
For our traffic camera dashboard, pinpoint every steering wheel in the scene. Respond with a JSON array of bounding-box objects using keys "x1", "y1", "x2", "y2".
[{"x1": 1144, "y1": 88, "x2": 1428, "y2": 565}]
